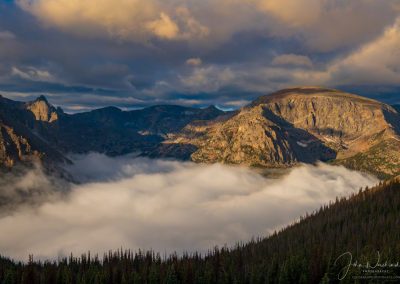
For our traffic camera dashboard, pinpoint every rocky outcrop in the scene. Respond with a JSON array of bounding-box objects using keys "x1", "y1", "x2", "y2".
[
  {"x1": 160, "y1": 87, "x2": 400, "y2": 177},
  {"x1": 0, "y1": 95, "x2": 67, "y2": 169},
  {"x1": 26, "y1": 95, "x2": 59, "y2": 123},
  {"x1": 0, "y1": 122, "x2": 36, "y2": 168},
  {"x1": 251, "y1": 87, "x2": 398, "y2": 159}
]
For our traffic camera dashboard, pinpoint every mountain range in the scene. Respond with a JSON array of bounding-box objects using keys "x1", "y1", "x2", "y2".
[{"x1": 1, "y1": 87, "x2": 399, "y2": 178}]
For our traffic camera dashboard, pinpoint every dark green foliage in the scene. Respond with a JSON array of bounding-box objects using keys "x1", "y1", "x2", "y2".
[{"x1": 1, "y1": 180, "x2": 400, "y2": 283}]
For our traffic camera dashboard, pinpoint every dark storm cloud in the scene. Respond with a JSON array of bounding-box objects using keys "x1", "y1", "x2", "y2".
[
  {"x1": 0, "y1": 0, "x2": 399, "y2": 110},
  {"x1": 339, "y1": 85, "x2": 400, "y2": 105}
]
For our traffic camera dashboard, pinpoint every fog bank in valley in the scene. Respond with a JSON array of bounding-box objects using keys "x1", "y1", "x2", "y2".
[{"x1": 0, "y1": 154, "x2": 378, "y2": 261}]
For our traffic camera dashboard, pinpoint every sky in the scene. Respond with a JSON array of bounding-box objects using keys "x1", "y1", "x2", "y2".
[{"x1": 0, "y1": 0, "x2": 399, "y2": 112}]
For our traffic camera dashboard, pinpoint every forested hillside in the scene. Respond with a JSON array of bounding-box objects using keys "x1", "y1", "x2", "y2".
[{"x1": 1, "y1": 179, "x2": 399, "y2": 283}]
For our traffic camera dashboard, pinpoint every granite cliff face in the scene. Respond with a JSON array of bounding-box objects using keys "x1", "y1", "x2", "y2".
[
  {"x1": 160, "y1": 87, "x2": 400, "y2": 178},
  {"x1": 0, "y1": 95, "x2": 67, "y2": 169},
  {"x1": 0, "y1": 122, "x2": 36, "y2": 168},
  {"x1": 26, "y1": 95, "x2": 59, "y2": 123}
]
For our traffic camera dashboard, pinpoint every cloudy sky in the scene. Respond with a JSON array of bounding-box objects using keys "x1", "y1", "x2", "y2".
[{"x1": 0, "y1": 0, "x2": 399, "y2": 111}]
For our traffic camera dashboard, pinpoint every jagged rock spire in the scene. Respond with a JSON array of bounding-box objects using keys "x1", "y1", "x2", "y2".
[{"x1": 26, "y1": 95, "x2": 58, "y2": 122}]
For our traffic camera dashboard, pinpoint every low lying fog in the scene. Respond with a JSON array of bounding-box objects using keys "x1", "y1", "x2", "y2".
[{"x1": 0, "y1": 153, "x2": 378, "y2": 261}]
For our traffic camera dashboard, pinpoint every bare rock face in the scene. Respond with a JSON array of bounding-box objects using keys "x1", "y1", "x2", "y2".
[
  {"x1": 0, "y1": 122, "x2": 36, "y2": 168},
  {"x1": 0, "y1": 118, "x2": 60, "y2": 169},
  {"x1": 251, "y1": 87, "x2": 398, "y2": 158},
  {"x1": 0, "y1": 95, "x2": 66, "y2": 169},
  {"x1": 175, "y1": 107, "x2": 301, "y2": 167},
  {"x1": 161, "y1": 87, "x2": 400, "y2": 177},
  {"x1": 26, "y1": 95, "x2": 58, "y2": 123}
]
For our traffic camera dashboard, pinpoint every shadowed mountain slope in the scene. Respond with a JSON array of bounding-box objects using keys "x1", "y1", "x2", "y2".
[{"x1": 0, "y1": 95, "x2": 225, "y2": 167}]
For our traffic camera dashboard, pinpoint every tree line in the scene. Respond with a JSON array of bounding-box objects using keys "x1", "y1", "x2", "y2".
[{"x1": 1, "y1": 179, "x2": 400, "y2": 283}]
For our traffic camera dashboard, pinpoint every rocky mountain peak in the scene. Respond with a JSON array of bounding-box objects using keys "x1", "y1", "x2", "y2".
[
  {"x1": 35, "y1": 95, "x2": 49, "y2": 103},
  {"x1": 160, "y1": 87, "x2": 400, "y2": 178},
  {"x1": 26, "y1": 95, "x2": 58, "y2": 123},
  {"x1": 204, "y1": 105, "x2": 218, "y2": 110},
  {"x1": 250, "y1": 86, "x2": 381, "y2": 107},
  {"x1": 1, "y1": 87, "x2": 400, "y2": 178}
]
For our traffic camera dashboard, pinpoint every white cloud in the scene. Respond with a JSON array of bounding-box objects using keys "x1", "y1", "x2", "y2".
[
  {"x1": 272, "y1": 54, "x2": 313, "y2": 67},
  {"x1": 16, "y1": 0, "x2": 399, "y2": 51},
  {"x1": 11, "y1": 66, "x2": 56, "y2": 82},
  {"x1": 255, "y1": 0, "x2": 399, "y2": 51},
  {"x1": 256, "y1": 0, "x2": 322, "y2": 27},
  {"x1": 186, "y1": 58, "x2": 203, "y2": 66},
  {"x1": 176, "y1": 62, "x2": 314, "y2": 95},
  {"x1": 5, "y1": 0, "x2": 400, "y2": 107},
  {"x1": 146, "y1": 13, "x2": 180, "y2": 40},
  {"x1": 326, "y1": 18, "x2": 400, "y2": 85},
  {"x1": 175, "y1": 16, "x2": 400, "y2": 94},
  {"x1": 0, "y1": 154, "x2": 377, "y2": 261},
  {"x1": 271, "y1": 17, "x2": 400, "y2": 87},
  {"x1": 174, "y1": 7, "x2": 210, "y2": 40},
  {"x1": 179, "y1": 66, "x2": 235, "y2": 92},
  {"x1": 0, "y1": 164, "x2": 66, "y2": 210},
  {"x1": 223, "y1": 99, "x2": 252, "y2": 108},
  {"x1": 0, "y1": 31, "x2": 16, "y2": 40},
  {"x1": 16, "y1": 0, "x2": 208, "y2": 42}
]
